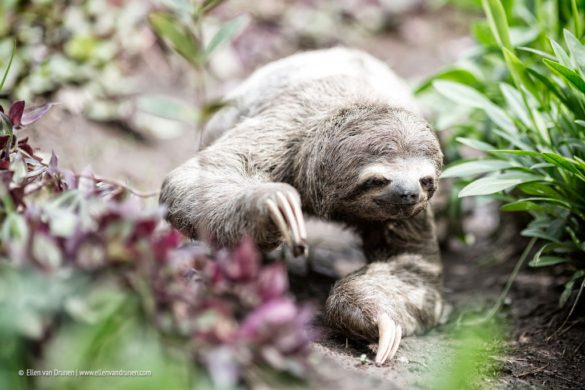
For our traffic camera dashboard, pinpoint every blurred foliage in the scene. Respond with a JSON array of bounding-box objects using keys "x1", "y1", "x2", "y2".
[
  {"x1": 0, "y1": 0, "x2": 153, "y2": 102},
  {"x1": 0, "y1": 60, "x2": 314, "y2": 387},
  {"x1": 424, "y1": 318, "x2": 504, "y2": 389},
  {"x1": 420, "y1": 0, "x2": 585, "y2": 308}
]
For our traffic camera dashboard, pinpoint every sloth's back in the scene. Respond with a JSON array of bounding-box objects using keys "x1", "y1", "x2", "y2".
[{"x1": 202, "y1": 48, "x2": 419, "y2": 148}]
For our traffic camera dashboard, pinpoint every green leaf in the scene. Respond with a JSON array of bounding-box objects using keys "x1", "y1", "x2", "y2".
[
  {"x1": 433, "y1": 80, "x2": 516, "y2": 134},
  {"x1": 500, "y1": 83, "x2": 531, "y2": 127},
  {"x1": 204, "y1": 16, "x2": 247, "y2": 57},
  {"x1": 441, "y1": 159, "x2": 516, "y2": 178},
  {"x1": 458, "y1": 172, "x2": 545, "y2": 197},
  {"x1": 456, "y1": 137, "x2": 496, "y2": 152},
  {"x1": 544, "y1": 59, "x2": 585, "y2": 94},
  {"x1": 516, "y1": 46, "x2": 557, "y2": 61},
  {"x1": 517, "y1": 182, "x2": 563, "y2": 199},
  {"x1": 550, "y1": 39, "x2": 572, "y2": 68},
  {"x1": 529, "y1": 256, "x2": 570, "y2": 267},
  {"x1": 563, "y1": 29, "x2": 585, "y2": 75},
  {"x1": 482, "y1": 0, "x2": 512, "y2": 50},
  {"x1": 415, "y1": 68, "x2": 481, "y2": 94},
  {"x1": 501, "y1": 200, "x2": 546, "y2": 212},
  {"x1": 502, "y1": 48, "x2": 540, "y2": 99},
  {"x1": 149, "y1": 12, "x2": 202, "y2": 66},
  {"x1": 501, "y1": 197, "x2": 572, "y2": 211}
]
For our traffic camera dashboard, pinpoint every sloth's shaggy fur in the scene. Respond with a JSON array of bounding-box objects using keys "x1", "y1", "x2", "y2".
[{"x1": 160, "y1": 48, "x2": 445, "y2": 345}]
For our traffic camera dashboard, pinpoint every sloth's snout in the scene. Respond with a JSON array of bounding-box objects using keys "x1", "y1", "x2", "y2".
[{"x1": 387, "y1": 180, "x2": 420, "y2": 205}]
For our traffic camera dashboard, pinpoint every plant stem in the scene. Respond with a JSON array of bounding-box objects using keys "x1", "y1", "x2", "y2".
[{"x1": 464, "y1": 237, "x2": 537, "y2": 325}]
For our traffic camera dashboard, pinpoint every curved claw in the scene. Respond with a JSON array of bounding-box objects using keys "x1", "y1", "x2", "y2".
[
  {"x1": 265, "y1": 191, "x2": 308, "y2": 257},
  {"x1": 375, "y1": 313, "x2": 401, "y2": 365},
  {"x1": 266, "y1": 198, "x2": 293, "y2": 248}
]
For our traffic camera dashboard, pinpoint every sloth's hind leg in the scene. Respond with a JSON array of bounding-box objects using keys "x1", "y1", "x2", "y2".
[{"x1": 324, "y1": 255, "x2": 443, "y2": 365}]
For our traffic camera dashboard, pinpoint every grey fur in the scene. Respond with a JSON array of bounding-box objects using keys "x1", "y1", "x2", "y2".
[{"x1": 160, "y1": 48, "x2": 445, "y2": 344}]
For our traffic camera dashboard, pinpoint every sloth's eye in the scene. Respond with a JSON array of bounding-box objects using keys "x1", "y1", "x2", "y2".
[
  {"x1": 363, "y1": 177, "x2": 390, "y2": 188},
  {"x1": 419, "y1": 176, "x2": 435, "y2": 188}
]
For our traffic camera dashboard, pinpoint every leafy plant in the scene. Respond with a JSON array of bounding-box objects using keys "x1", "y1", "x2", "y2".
[
  {"x1": 422, "y1": 0, "x2": 585, "y2": 308},
  {"x1": 140, "y1": 0, "x2": 247, "y2": 138},
  {"x1": 0, "y1": 56, "x2": 313, "y2": 388},
  {"x1": 0, "y1": 0, "x2": 153, "y2": 102}
]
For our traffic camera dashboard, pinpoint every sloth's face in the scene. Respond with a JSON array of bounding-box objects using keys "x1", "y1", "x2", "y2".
[
  {"x1": 312, "y1": 106, "x2": 442, "y2": 222},
  {"x1": 350, "y1": 158, "x2": 438, "y2": 220}
]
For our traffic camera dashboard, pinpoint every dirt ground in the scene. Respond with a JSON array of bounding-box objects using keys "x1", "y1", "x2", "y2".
[{"x1": 25, "y1": 4, "x2": 584, "y2": 389}]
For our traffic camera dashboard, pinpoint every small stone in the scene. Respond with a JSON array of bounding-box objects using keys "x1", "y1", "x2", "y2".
[
  {"x1": 360, "y1": 354, "x2": 367, "y2": 364},
  {"x1": 397, "y1": 356, "x2": 409, "y2": 364}
]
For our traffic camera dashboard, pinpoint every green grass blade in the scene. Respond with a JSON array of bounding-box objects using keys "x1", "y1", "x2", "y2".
[{"x1": 0, "y1": 40, "x2": 15, "y2": 91}]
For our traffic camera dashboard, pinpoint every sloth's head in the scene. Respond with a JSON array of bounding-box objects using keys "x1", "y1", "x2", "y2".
[{"x1": 306, "y1": 104, "x2": 442, "y2": 222}]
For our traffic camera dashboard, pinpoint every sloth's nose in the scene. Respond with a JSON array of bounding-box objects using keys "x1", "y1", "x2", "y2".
[{"x1": 390, "y1": 181, "x2": 420, "y2": 204}]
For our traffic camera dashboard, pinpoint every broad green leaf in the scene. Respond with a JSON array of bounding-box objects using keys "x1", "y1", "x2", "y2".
[
  {"x1": 544, "y1": 59, "x2": 585, "y2": 94},
  {"x1": 500, "y1": 200, "x2": 546, "y2": 212},
  {"x1": 415, "y1": 68, "x2": 481, "y2": 94},
  {"x1": 458, "y1": 172, "x2": 544, "y2": 197},
  {"x1": 456, "y1": 137, "x2": 496, "y2": 152},
  {"x1": 441, "y1": 159, "x2": 515, "y2": 178},
  {"x1": 502, "y1": 197, "x2": 571, "y2": 210},
  {"x1": 149, "y1": 12, "x2": 202, "y2": 66},
  {"x1": 517, "y1": 182, "x2": 563, "y2": 199},
  {"x1": 482, "y1": 0, "x2": 512, "y2": 50},
  {"x1": 500, "y1": 83, "x2": 531, "y2": 127},
  {"x1": 204, "y1": 16, "x2": 247, "y2": 57}
]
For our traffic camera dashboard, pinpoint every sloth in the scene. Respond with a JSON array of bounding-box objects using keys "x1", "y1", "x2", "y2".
[{"x1": 160, "y1": 48, "x2": 444, "y2": 365}]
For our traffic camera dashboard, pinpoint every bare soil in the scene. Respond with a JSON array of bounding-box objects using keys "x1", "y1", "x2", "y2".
[{"x1": 26, "y1": 5, "x2": 584, "y2": 389}]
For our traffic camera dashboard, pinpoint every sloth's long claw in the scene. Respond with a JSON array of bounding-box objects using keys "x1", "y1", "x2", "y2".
[
  {"x1": 285, "y1": 191, "x2": 307, "y2": 241},
  {"x1": 388, "y1": 324, "x2": 402, "y2": 361},
  {"x1": 276, "y1": 192, "x2": 303, "y2": 251},
  {"x1": 266, "y1": 198, "x2": 293, "y2": 249},
  {"x1": 375, "y1": 313, "x2": 396, "y2": 366}
]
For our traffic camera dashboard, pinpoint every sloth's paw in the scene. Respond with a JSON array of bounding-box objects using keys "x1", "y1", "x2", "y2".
[
  {"x1": 324, "y1": 261, "x2": 443, "y2": 365},
  {"x1": 252, "y1": 183, "x2": 307, "y2": 256},
  {"x1": 324, "y1": 290, "x2": 402, "y2": 365}
]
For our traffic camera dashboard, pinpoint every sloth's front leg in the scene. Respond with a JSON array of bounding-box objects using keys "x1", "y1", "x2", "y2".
[
  {"x1": 161, "y1": 157, "x2": 307, "y2": 254},
  {"x1": 324, "y1": 255, "x2": 443, "y2": 365}
]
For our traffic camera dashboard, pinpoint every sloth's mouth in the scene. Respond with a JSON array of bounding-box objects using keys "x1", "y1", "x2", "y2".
[{"x1": 377, "y1": 199, "x2": 427, "y2": 219}]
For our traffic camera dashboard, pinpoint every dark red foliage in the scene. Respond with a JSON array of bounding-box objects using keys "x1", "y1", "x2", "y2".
[{"x1": 0, "y1": 99, "x2": 314, "y2": 385}]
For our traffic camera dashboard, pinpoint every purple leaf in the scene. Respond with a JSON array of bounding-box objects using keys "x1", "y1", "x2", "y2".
[
  {"x1": 21, "y1": 103, "x2": 57, "y2": 127},
  {"x1": 257, "y1": 263, "x2": 288, "y2": 301},
  {"x1": 48, "y1": 151, "x2": 59, "y2": 174},
  {"x1": 0, "y1": 135, "x2": 10, "y2": 150},
  {"x1": 8, "y1": 101, "x2": 25, "y2": 128},
  {"x1": 226, "y1": 237, "x2": 260, "y2": 281}
]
